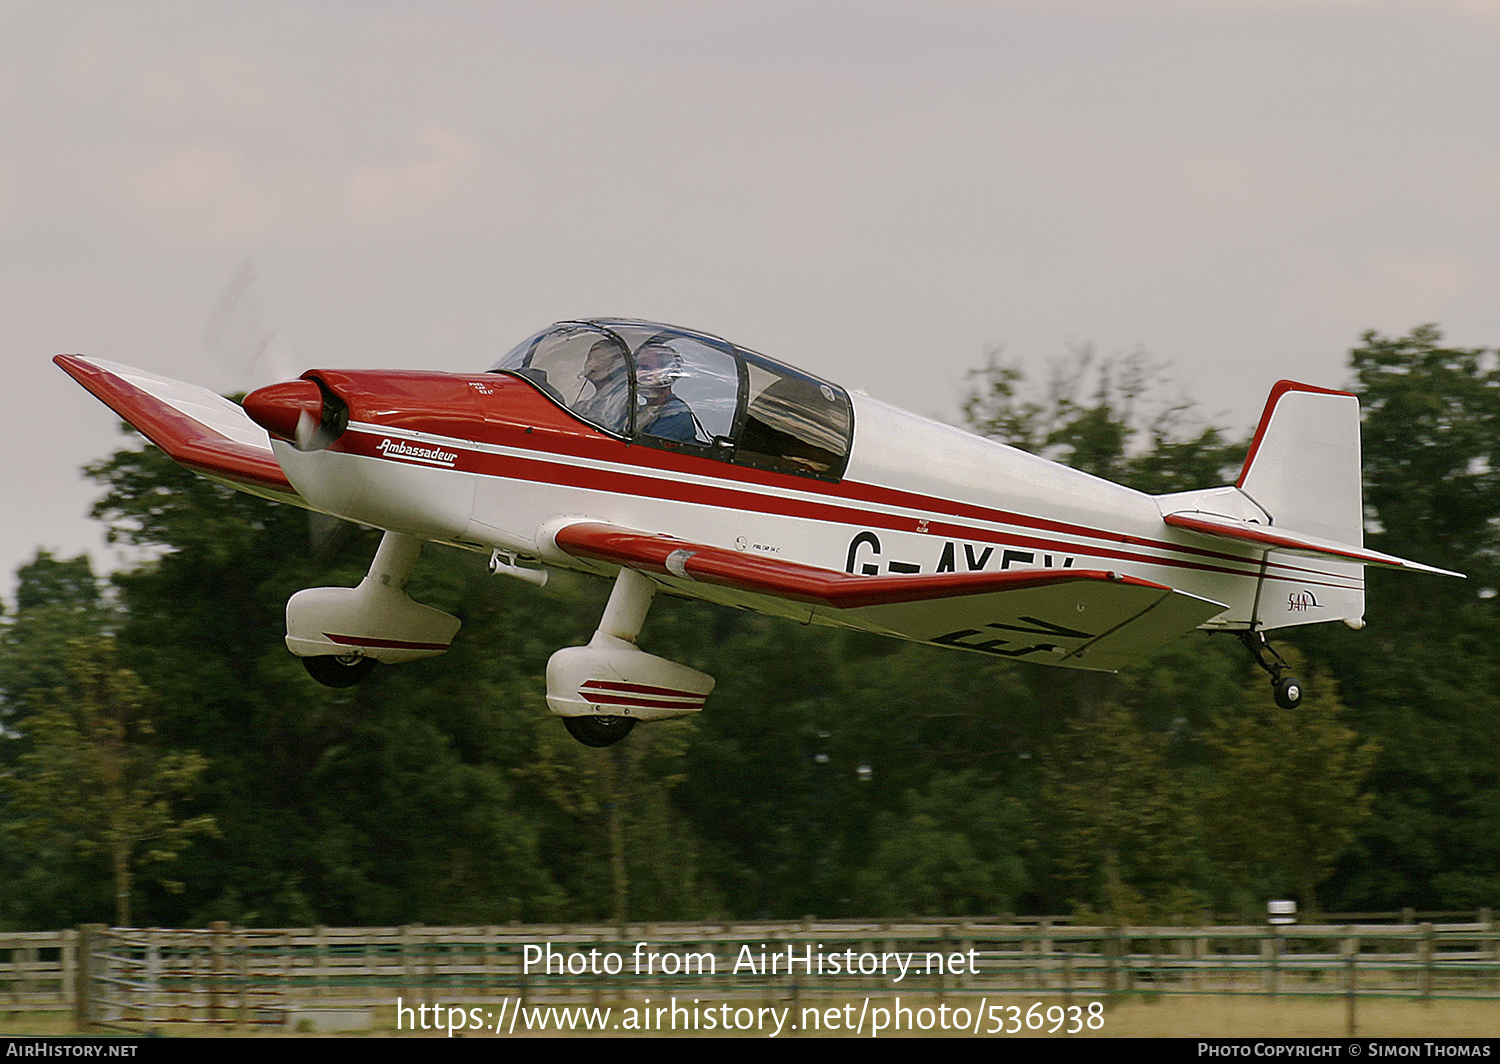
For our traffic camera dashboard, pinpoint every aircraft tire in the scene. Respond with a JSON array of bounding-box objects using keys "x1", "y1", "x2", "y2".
[
  {"x1": 563, "y1": 715, "x2": 636, "y2": 747},
  {"x1": 303, "y1": 654, "x2": 378, "y2": 688},
  {"x1": 1273, "y1": 675, "x2": 1303, "y2": 709}
]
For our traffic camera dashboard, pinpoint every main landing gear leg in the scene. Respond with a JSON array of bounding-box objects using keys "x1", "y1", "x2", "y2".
[
  {"x1": 299, "y1": 533, "x2": 421, "y2": 687},
  {"x1": 560, "y1": 567, "x2": 657, "y2": 748},
  {"x1": 546, "y1": 565, "x2": 715, "y2": 748},
  {"x1": 289, "y1": 530, "x2": 461, "y2": 687},
  {"x1": 1237, "y1": 629, "x2": 1303, "y2": 709}
]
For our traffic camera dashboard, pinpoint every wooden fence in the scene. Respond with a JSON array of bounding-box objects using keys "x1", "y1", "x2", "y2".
[{"x1": 3, "y1": 917, "x2": 1498, "y2": 1030}]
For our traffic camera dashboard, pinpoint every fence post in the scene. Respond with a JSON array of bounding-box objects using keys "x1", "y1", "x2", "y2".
[
  {"x1": 209, "y1": 921, "x2": 229, "y2": 1026},
  {"x1": 518, "y1": 929, "x2": 529, "y2": 1008},
  {"x1": 1484, "y1": 908, "x2": 1498, "y2": 992},
  {"x1": 235, "y1": 928, "x2": 248, "y2": 1031},
  {"x1": 73, "y1": 924, "x2": 105, "y2": 1032},
  {"x1": 16, "y1": 944, "x2": 35, "y2": 1004},
  {"x1": 401, "y1": 924, "x2": 421, "y2": 1006},
  {"x1": 312, "y1": 925, "x2": 326, "y2": 1001},
  {"x1": 1419, "y1": 922, "x2": 1434, "y2": 999},
  {"x1": 1262, "y1": 930, "x2": 1279, "y2": 996},
  {"x1": 1039, "y1": 920, "x2": 1052, "y2": 990},
  {"x1": 143, "y1": 929, "x2": 159, "y2": 1028},
  {"x1": 935, "y1": 926, "x2": 950, "y2": 1003},
  {"x1": 1343, "y1": 930, "x2": 1358, "y2": 1038},
  {"x1": 61, "y1": 928, "x2": 77, "y2": 1014}
]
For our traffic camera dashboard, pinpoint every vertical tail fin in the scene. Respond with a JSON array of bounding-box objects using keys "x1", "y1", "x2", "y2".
[
  {"x1": 1156, "y1": 381, "x2": 1368, "y2": 631},
  {"x1": 1159, "y1": 381, "x2": 1460, "y2": 633},
  {"x1": 1238, "y1": 381, "x2": 1363, "y2": 547}
]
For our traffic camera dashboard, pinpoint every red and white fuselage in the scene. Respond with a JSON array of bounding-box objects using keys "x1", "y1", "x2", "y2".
[{"x1": 56, "y1": 318, "x2": 1456, "y2": 706}]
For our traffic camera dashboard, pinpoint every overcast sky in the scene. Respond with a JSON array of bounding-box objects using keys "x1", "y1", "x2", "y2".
[{"x1": 9, "y1": 0, "x2": 1500, "y2": 600}]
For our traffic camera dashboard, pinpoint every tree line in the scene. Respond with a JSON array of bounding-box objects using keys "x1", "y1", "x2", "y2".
[{"x1": 1, "y1": 325, "x2": 1494, "y2": 929}]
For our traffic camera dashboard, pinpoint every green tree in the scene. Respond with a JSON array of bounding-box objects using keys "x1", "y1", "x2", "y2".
[
  {"x1": 1305, "y1": 326, "x2": 1500, "y2": 910},
  {"x1": 963, "y1": 343, "x2": 1245, "y2": 492},
  {"x1": 1201, "y1": 662, "x2": 1379, "y2": 913},
  {"x1": 522, "y1": 708, "x2": 716, "y2": 922},
  {"x1": 0, "y1": 551, "x2": 120, "y2": 928},
  {"x1": 1040, "y1": 699, "x2": 1208, "y2": 920},
  {"x1": 854, "y1": 770, "x2": 1030, "y2": 917},
  {"x1": 14, "y1": 551, "x2": 99, "y2": 613},
  {"x1": 1, "y1": 551, "x2": 114, "y2": 715},
  {"x1": 2, "y1": 638, "x2": 215, "y2": 925},
  {"x1": 1353, "y1": 325, "x2": 1500, "y2": 588}
]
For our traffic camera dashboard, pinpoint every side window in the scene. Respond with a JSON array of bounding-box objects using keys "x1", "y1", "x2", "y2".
[
  {"x1": 735, "y1": 358, "x2": 852, "y2": 478},
  {"x1": 495, "y1": 324, "x2": 632, "y2": 435},
  {"x1": 628, "y1": 334, "x2": 740, "y2": 449}
]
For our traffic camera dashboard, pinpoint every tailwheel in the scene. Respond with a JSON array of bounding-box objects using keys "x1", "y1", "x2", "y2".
[
  {"x1": 1237, "y1": 630, "x2": 1303, "y2": 708},
  {"x1": 303, "y1": 653, "x2": 377, "y2": 688},
  {"x1": 563, "y1": 715, "x2": 636, "y2": 747}
]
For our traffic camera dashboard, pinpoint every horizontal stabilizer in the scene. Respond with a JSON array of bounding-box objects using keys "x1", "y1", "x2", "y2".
[
  {"x1": 551, "y1": 521, "x2": 1229, "y2": 671},
  {"x1": 1163, "y1": 511, "x2": 1463, "y2": 578},
  {"x1": 55, "y1": 355, "x2": 302, "y2": 505}
]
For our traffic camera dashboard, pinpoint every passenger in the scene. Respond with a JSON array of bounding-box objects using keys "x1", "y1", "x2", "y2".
[
  {"x1": 634, "y1": 340, "x2": 702, "y2": 443},
  {"x1": 572, "y1": 337, "x2": 630, "y2": 433}
]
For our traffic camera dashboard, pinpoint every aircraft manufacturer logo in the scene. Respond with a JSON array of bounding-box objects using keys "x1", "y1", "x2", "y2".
[
  {"x1": 378, "y1": 438, "x2": 458, "y2": 467},
  {"x1": 1287, "y1": 590, "x2": 1320, "y2": 612}
]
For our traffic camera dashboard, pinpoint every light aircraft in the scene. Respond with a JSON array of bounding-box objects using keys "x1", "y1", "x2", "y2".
[{"x1": 56, "y1": 319, "x2": 1460, "y2": 746}]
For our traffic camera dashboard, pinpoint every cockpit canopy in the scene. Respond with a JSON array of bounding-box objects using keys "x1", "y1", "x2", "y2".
[{"x1": 490, "y1": 319, "x2": 854, "y2": 480}]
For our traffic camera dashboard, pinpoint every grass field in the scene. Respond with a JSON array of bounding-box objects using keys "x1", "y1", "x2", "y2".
[
  {"x1": 5, "y1": 994, "x2": 1499, "y2": 1037},
  {"x1": 1100, "y1": 994, "x2": 1499, "y2": 1038}
]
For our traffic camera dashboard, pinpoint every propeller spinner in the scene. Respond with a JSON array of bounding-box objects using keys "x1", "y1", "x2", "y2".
[{"x1": 244, "y1": 379, "x2": 348, "y2": 451}]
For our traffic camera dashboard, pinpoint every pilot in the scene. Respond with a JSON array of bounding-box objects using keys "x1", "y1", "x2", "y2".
[
  {"x1": 633, "y1": 340, "x2": 701, "y2": 443},
  {"x1": 572, "y1": 336, "x2": 630, "y2": 433}
]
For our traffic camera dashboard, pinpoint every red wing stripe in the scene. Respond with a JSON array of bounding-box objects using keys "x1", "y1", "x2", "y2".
[
  {"x1": 55, "y1": 355, "x2": 294, "y2": 493},
  {"x1": 580, "y1": 694, "x2": 705, "y2": 708},
  {"x1": 581, "y1": 694, "x2": 708, "y2": 709},
  {"x1": 554, "y1": 522, "x2": 1171, "y2": 610},
  {"x1": 324, "y1": 633, "x2": 452, "y2": 651},
  {"x1": 580, "y1": 680, "x2": 703, "y2": 698}
]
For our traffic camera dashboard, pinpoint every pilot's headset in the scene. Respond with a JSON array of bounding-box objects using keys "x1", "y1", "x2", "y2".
[{"x1": 634, "y1": 337, "x2": 686, "y2": 390}]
